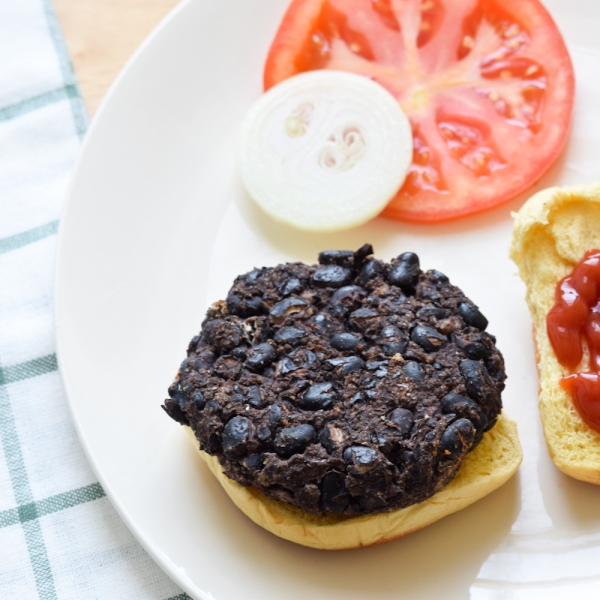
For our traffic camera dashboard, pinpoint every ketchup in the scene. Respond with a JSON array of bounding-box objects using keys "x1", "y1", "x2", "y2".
[{"x1": 546, "y1": 249, "x2": 600, "y2": 432}]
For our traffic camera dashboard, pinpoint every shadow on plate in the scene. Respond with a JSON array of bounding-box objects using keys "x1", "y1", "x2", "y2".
[
  {"x1": 230, "y1": 146, "x2": 571, "y2": 261},
  {"x1": 187, "y1": 434, "x2": 521, "y2": 600}
]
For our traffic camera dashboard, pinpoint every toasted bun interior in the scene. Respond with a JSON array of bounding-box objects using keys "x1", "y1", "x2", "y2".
[
  {"x1": 185, "y1": 413, "x2": 521, "y2": 550},
  {"x1": 511, "y1": 182, "x2": 600, "y2": 483}
]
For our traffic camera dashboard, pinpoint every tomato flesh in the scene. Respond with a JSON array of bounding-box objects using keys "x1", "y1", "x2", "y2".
[{"x1": 264, "y1": 0, "x2": 574, "y2": 222}]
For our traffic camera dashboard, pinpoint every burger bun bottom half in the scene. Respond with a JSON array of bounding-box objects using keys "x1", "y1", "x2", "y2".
[{"x1": 185, "y1": 413, "x2": 521, "y2": 550}]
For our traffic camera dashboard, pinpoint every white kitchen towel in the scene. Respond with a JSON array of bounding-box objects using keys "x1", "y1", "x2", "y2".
[{"x1": 0, "y1": 1, "x2": 190, "y2": 598}]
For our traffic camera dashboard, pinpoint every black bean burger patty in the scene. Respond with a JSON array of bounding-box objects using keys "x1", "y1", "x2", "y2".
[{"x1": 163, "y1": 244, "x2": 505, "y2": 516}]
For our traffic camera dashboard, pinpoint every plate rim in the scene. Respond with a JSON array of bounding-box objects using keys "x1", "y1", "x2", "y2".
[{"x1": 54, "y1": 0, "x2": 202, "y2": 596}]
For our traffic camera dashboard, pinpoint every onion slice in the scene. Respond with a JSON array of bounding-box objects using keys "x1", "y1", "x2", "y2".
[{"x1": 238, "y1": 71, "x2": 413, "y2": 232}]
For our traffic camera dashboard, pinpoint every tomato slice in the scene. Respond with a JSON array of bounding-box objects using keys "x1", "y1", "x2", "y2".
[{"x1": 264, "y1": 0, "x2": 574, "y2": 222}]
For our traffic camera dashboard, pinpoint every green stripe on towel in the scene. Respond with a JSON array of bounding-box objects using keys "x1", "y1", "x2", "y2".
[
  {"x1": 0, "y1": 221, "x2": 59, "y2": 256},
  {"x1": 0, "y1": 87, "x2": 78, "y2": 124},
  {"x1": 0, "y1": 365, "x2": 57, "y2": 599},
  {"x1": 0, "y1": 355, "x2": 58, "y2": 386},
  {"x1": 40, "y1": 0, "x2": 88, "y2": 139},
  {"x1": 0, "y1": 483, "x2": 106, "y2": 529}
]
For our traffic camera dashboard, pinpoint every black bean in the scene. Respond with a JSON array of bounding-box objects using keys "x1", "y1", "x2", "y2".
[
  {"x1": 440, "y1": 418, "x2": 475, "y2": 459},
  {"x1": 309, "y1": 313, "x2": 332, "y2": 333},
  {"x1": 417, "y1": 306, "x2": 448, "y2": 320},
  {"x1": 297, "y1": 382, "x2": 336, "y2": 410},
  {"x1": 329, "y1": 302, "x2": 347, "y2": 319},
  {"x1": 274, "y1": 424, "x2": 316, "y2": 457},
  {"x1": 245, "y1": 343, "x2": 276, "y2": 371},
  {"x1": 168, "y1": 381, "x2": 188, "y2": 407},
  {"x1": 358, "y1": 259, "x2": 384, "y2": 287},
  {"x1": 222, "y1": 416, "x2": 251, "y2": 455},
  {"x1": 383, "y1": 340, "x2": 407, "y2": 355},
  {"x1": 388, "y1": 252, "x2": 420, "y2": 291},
  {"x1": 318, "y1": 250, "x2": 354, "y2": 267},
  {"x1": 250, "y1": 297, "x2": 266, "y2": 312},
  {"x1": 425, "y1": 430, "x2": 437, "y2": 443},
  {"x1": 304, "y1": 350, "x2": 317, "y2": 368},
  {"x1": 389, "y1": 408, "x2": 413, "y2": 437},
  {"x1": 353, "y1": 243, "x2": 374, "y2": 268},
  {"x1": 459, "y1": 302, "x2": 488, "y2": 330},
  {"x1": 459, "y1": 359, "x2": 500, "y2": 414},
  {"x1": 411, "y1": 325, "x2": 447, "y2": 352},
  {"x1": 319, "y1": 425, "x2": 338, "y2": 454},
  {"x1": 399, "y1": 251, "x2": 419, "y2": 265},
  {"x1": 381, "y1": 325, "x2": 399, "y2": 339},
  {"x1": 205, "y1": 400, "x2": 218, "y2": 412},
  {"x1": 226, "y1": 293, "x2": 264, "y2": 317},
  {"x1": 381, "y1": 325, "x2": 407, "y2": 356},
  {"x1": 350, "y1": 391, "x2": 365, "y2": 404},
  {"x1": 358, "y1": 494, "x2": 388, "y2": 511},
  {"x1": 343, "y1": 446, "x2": 378, "y2": 467},
  {"x1": 366, "y1": 360, "x2": 387, "y2": 371},
  {"x1": 430, "y1": 269, "x2": 449, "y2": 283},
  {"x1": 280, "y1": 357, "x2": 298, "y2": 375},
  {"x1": 188, "y1": 335, "x2": 200, "y2": 352},
  {"x1": 257, "y1": 427, "x2": 271, "y2": 442},
  {"x1": 274, "y1": 327, "x2": 306, "y2": 346},
  {"x1": 230, "y1": 346, "x2": 247, "y2": 360},
  {"x1": 201, "y1": 318, "x2": 221, "y2": 340},
  {"x1": 243, "y1": 454, "x2": 265, "y2": 470},
  {"x1": 348, "y1": 308, "x2": 379, "y2": 333},
  {"x1": 319, "y1": 427, "x2": 334, "y2": 454},
  {"x1": 202, "y1": 319, "x2": 244, "y2": 352},
  {"x1": 295, "y1": 380, "x2": 310, "y2": 391},
  {"x1": 287, "y1": 348, "x2": 317, "y2": 370},
  {"x1": 269, "y1": 297, "x2": 308, "y2": 322},
  {"x1": 372, "y1": 432, "x2": 390, "y2": 452},
  {"x1": 161, "y1": 399, "x2": 189, "y2": 425},
  {"x1": 245, "y1": 385, "x2": 263, "y2": 408},
  {"x1": 281, "y1": 277, "x2": 303, "y2": 296},
  {"x1": 331, "y1": 285, "x2": 367, "y2": 307},
  {"x1": 402, "y1": 361, "x2": 422, "y2": 379},
  {"x1": 245, "y1": 269, "x2": 261, "y2": 283},
  {"x1": 441, "y1": 392, "x2": 488, "y2": 436},
  {"x1": 330, "y1": 332, "x2": 360, "y2": 351},
  {"x1": 327, "y1": 356, "x2": 364, "y2": 375},
  {"x1": 193, "y1": 350, "x2": 215, "y2": 371},
  {"x1": 321, "y1": 472, "x2": 350, "y2": 514},
  {"x1": 269, "y1": 404, "x2": 282, "y2": 425},
  {"x1": 326, "y1": 357, "x2": 347, "y2": 368},
  {"x1": 193, "y1": 358, "x2": 209, "y2": 371},
  {"x1": 192, "y1": 391, "x2": 205, "y2": 411},
  {"x1": 459, "y1": 340, "x2": 489, "y2": 360},
  {"x1": 225, "y1": 293, "x2": 244, "y2": 316},
  {"x1": 313, "y1": 265, "x2": 352, "y2": 288}
]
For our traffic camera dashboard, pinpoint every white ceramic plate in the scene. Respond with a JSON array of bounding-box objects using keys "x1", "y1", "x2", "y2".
[{"x1": 55, "y1": 1, "x2": 600, "y2": 598}]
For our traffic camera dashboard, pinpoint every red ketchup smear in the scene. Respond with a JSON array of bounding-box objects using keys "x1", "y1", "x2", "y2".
[{"x1": 547, "y1": 249, "x2": 600, "y2": 432}]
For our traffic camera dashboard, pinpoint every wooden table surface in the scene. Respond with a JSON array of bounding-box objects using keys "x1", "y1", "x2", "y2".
[{"x1": 55, "y1": 0, "x2": 181, "y2": 116}]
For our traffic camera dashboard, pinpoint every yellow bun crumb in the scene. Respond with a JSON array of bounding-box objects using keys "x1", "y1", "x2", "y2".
[
  {"x1": 511, "y1": 182, "x2": 600, "y2": 483},
  {"x1": 186, "y1": 413, "x2": 521, "y2": 550}
]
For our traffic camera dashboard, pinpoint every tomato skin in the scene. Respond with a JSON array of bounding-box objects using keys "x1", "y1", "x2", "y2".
[{"x1": 264, "y1": 0, "x2": 575, "y2": 223}]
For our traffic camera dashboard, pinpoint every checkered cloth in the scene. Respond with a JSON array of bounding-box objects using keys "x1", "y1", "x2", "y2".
[{"x1": 0, "y1": 2, "x2": 191, "y2": 598}]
